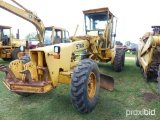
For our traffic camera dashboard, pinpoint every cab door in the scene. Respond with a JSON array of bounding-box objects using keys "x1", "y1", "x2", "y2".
[
  {"x1": 53, "y1": 29, "x2": 62, "y2": 44},
  {"x1": 63, "y1": 30, "x2": 70, "y2": 43}
]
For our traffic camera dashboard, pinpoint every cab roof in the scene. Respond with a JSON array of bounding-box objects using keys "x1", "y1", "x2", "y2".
[
  {"x1": 83, "y1": 7, "x2": 114, "y2": 16},
  {"x1": 45, "y1": 26, "x2": 66, "y2": 31},
  {"x1": 0, "y1": 25, "x2": 11, "y2": 29}
]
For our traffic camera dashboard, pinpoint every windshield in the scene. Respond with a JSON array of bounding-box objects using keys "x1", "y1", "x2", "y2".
[
  {"x1": 0, "y1": 28, "x2": 10, "y2": 39},
  {"x1": 3, "y1": 29, "x2": 10, "y2": 37},
  {"x1": 85, "y1": 12, "x2": 108, "y2": 31},
  {"x1": 111, "y1": 17, "x2": 117, "y2": 48},
  {"x1": 63, "y1": 30, "x2": 70, "y2": 43},
  {"x1": 44, "y1": 28, "x2": 52, "y2": 45}
]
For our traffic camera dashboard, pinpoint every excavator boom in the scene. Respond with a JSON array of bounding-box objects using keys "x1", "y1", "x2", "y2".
[{"x1": 0, "y1": 0, "x2": 44, "y2": 46}]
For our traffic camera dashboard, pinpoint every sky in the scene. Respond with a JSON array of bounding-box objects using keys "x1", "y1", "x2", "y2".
[{"x1": 0, "y1": 0, "x2": 160, "y2": 44}]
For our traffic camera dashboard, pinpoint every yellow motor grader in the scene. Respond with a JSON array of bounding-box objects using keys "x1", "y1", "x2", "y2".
[
  {"x1": 136, "y1": 26, "x2": 160, "y2": 95},
  {"x1": 71, "y1": 7, "x2": 125, "y2": 72},
  {"x1": 0, "y1": 1, "x2": 123, "y2": 113}
]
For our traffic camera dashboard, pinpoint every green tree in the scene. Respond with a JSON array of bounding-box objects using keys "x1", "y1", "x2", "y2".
[
  {"x1": 25, "y1": 32, "x2": 38, "y2": 40},
  {"x1": 125, "y1": 41, "x2": 131, "y2": 46},
  {"x1": 115, "y1": 41, "x2": 123, "y2": 46}
]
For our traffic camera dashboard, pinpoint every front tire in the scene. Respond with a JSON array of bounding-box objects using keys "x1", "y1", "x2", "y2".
[
  {"x1": 70, "y1": 59, "x2": 100, "y2": 113},
  {"x1": 81, "y1": 50, "x2": 87, "y2": 60}
]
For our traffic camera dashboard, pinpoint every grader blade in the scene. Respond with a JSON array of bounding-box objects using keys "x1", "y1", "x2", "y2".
[{"x1": 100, "y1": 74, "x2": 114, "y2": 91}]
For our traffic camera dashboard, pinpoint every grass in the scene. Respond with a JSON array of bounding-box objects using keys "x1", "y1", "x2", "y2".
[
  {"x1": 0, "y1": 58, "x2": 160, "y2": 120},
  {"x1": 125, "y1": 51, "x2": 136, "y2": 57}
]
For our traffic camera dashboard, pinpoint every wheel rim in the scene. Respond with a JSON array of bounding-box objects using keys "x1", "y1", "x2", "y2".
[
  {"x1": 17, "y1": 52, "x2": 24, "y2": 58},
  {"x1": 87, "y1": 72, "x2": 96, "y2": 99}
]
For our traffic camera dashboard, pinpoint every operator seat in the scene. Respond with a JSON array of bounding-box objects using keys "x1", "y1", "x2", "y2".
[
  {"x1": 54, "y1": 36, "x2": 61, "y2": 44},
  {"x1": 2, "y1": 35, "x2": 9, "y2": 46}
]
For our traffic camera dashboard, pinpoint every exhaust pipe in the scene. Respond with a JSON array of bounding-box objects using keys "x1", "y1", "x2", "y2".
[{"x1": 16, "y1": 29, "x2": 19, "y2": 39}]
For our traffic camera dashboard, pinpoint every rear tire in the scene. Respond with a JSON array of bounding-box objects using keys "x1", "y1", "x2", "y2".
[
  {"x1": 122, "y1": 50, "x2": 125, "y2": 67},
  {"x1": 135, "y1": 55, "x2": 140, "y2": 67},
  {"x1": 113, "y1": 49, "x2": 124, "y2": 72},
  {"x1": 70, "y1": 59, "x2": 100, "y2": 113},
  {"x1": 11, "y1": 48, "x2": 21, "y2": 60}
]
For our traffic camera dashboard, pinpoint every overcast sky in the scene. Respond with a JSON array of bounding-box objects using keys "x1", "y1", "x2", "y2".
[{"x1": 0, "y1": 0, "x2": 160, "y2": 43}]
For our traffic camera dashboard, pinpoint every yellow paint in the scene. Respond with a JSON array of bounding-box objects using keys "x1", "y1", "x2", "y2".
[
  {"x1": 153, "y1": 36, "x2": 160, "y2": 46},
  {"x1": 10, "y1": 83, "x2": 53, "y2": 93},
  {"x1": 24, "y1": 61, "x2": 38, "y2": 80},
  {"x1": 58, "y1": 74, "x2": 71, "y2": 84},
  {"x1": 111, "y1": 47, "x2": 116, "y2": 64},
  {"x1": 28, "y1": 41, "x2": 90, "y2": 87},
  {"x1": 9, "y1": 60, "x2": 23, "y2": 79},
  {"x1": 138, "y1": 33, "x2": 160, "y2": 73},
  {"x1": 70, "y1": 61, "x2": 79, "y2": 68},
  {"x1": 38, "y1": 52, "x2": 43, "y2": 75},
  {"x1": 105, "y1": 49, "x2": 112, "y2": 58}
]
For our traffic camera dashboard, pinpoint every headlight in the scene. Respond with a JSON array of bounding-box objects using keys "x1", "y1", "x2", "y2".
[{"x1": 54, "y1": 46, "x2": 60, "y2": 54}]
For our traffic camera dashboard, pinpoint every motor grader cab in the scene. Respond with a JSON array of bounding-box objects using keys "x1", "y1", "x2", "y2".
[
  {"x1": 27, "y1": 27, "x2": 70, "y2": 48},
  {"x1": 0, "y1": 25, "x2": 26, "y2": 60},
  {"x1": 43, "y1": 26, "x2": 70, "y2": 46},
  {"x1": 136, "y1": 26, "x2": 160, "y2": 96},
  {"x1": 0, "y1": 0, "x2": 70, "y2": 59},
  {"x1": 71, "y1": 7, "x2": 125, "y2": 72},
  {"x1": 84, "y1": 8, "x2": 116, "y2": 38}
]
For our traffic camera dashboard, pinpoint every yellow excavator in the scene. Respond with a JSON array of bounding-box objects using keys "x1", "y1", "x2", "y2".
[
  {"x1": 0, "y1": 0, "x2": 123, "y2": 113},
  {"x1": 0, "y1": 0, "x2": 70, "y2": 59}
]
